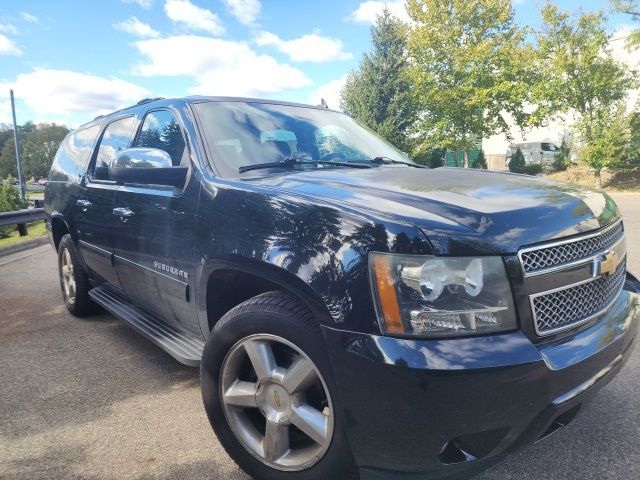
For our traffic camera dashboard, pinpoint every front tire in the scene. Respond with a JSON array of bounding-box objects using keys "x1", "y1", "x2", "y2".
[
  {"x1": 57, "y1": 234, "x2": 96, "y2": 316},
  {"x1": 201, "y1": 291, "x2": 357, "y2": 480}
]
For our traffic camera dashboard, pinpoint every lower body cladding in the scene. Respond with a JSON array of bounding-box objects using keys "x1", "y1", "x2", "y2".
[{"x1": 322, "y1": 281, "x2": 640, "y2": 480}]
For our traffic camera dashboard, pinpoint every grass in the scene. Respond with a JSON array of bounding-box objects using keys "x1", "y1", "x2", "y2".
[
  {"x1": 547, "y1": 165, "x2": 640, "y2": 192},
  {"x1": 0, "y1": 220, "x2": 48, "y2": 249}
]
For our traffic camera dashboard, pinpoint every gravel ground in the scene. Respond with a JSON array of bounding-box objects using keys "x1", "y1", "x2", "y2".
[{"x1": 1, "y1": 193, "x2": 638, "y2": 480}]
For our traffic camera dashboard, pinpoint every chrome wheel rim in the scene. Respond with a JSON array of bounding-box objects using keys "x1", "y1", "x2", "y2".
[
  {"x1": 61, "y1": 248, "x2": 76, "y2": 304},
  {"x1": 220, "y1": 334, "x2": 334, "y2": 471}
]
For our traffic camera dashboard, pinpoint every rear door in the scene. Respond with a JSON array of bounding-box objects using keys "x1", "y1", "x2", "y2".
[
  {"x1": 76, "y1": 116, "x2": 137, "y2": 288},
  {"x1": 112, "y1": 108, "x2": 200, "y2": 335}
]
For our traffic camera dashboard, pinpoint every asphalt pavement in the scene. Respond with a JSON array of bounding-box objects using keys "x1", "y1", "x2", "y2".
[{"x1": 1, "y1": 193, "x2": 639, "y2": 480}]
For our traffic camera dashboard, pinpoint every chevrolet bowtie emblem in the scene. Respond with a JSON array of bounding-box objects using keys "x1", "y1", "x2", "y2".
[{"x1": 593, "y1": 250, "x2": 619, "y2": 277}]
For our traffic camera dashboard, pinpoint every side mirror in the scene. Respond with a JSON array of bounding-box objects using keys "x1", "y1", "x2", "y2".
[{"x1": 109, "y1": 148, "x2": 187, "y2": 188}]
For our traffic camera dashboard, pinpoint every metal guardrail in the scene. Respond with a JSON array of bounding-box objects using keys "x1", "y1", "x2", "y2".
[{"x1": 0, "y1": 208, "x2": 46, "y2": 227}]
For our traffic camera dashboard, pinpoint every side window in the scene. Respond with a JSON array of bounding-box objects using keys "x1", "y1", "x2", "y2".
[
  {"x1": 93, "y1": 116, "x2": 136, "y2": 180},
  {"x1": 49, "y1": 125, "x2": 100, "y2": 182},
  {"x1": 135, "y1": 110, "x2": 186, "y2": 166}
]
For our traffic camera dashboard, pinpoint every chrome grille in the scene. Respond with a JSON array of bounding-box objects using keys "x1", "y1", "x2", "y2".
[
  {"x1": 520, "y1": 220, "x2": 624, "y2": 275},
  {"x1": 531, "y1": 258, "x2": 626, "y2": 335}
]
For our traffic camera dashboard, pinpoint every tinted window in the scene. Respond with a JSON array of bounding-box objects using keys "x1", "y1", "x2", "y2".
[
  {"x1": 93, "y1": 116, "x2": 136, "y2": 179},
  {"x1": 135, "y1": 110, "x2": 186, "y2": 166},
  {"x1": 49, "y1": 125, "x2": 100, "y2": 182},
  {"x1": 541, "y1": 143, "x2": 557, "y2": 152}
]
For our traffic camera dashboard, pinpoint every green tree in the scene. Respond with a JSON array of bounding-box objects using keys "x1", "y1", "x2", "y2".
[
  {"x1": 509, "y1": 147, "x2": 526, "y2": 173},
  {"x1": 552, "y1": 138, "x2": 571, "y2": 171},
  {"x1": 0, "y1": 176, "x2": 27, "y2": 238},
  {"x1": 340, "y1": 8, "x2": 416, "y2": 153},
  {"x1": 630, "y1": 107, "x2": 640, "y2": 163},
  {"x1": 471, "y1": 150, "x2": 487, "y2": 169},
  {"x1": 611, "y1": 0, "x2": 640, "y2": 48},
  {"x1": 0, "y1": 137, "x2": 19, "y2": 178},
  {"x1": 536, "y1": 3, "x2": 637, "y2": 187},
  {"x1": 578, "y1": 103, "x2": 633, "y2": 188},
  {"x1": 22, "y1": 124, "x2": 69, "y2": 179},
  {"x1": 406, "y1": 0, "x2": 534, "y2": 168}
]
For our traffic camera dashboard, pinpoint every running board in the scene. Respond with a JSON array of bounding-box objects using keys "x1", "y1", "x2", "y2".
[{"x1": 89, "y1": 286, "x2": 205, "y2": 367}]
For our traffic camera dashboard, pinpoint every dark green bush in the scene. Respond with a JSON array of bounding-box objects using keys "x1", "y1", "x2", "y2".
[
  {"x1": 524, "y1": 163, "x2": 543, "y2": 175},
  {"x1": 0, "y1": 176, "x2": 27, "y2": 238},
  {"x1": 508, "y1": 147, "x2": 526, "y2": 173},
  {"x1": 552, "y1": 139, "x2": 571, "y2": 171},
  {"x1": 414, "y1": 148, "x2": 445, "y2": 168},
  {"x1": 471, "y1": 150, "x2": 487, "y2": 169}
]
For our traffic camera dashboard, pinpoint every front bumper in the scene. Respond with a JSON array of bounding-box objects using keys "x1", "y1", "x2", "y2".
[{"x1": 322, "y1": 277, "x2": 640, "y2": 479}]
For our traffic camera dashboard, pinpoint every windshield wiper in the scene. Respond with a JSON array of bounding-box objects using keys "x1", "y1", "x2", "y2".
[
  {"x1": 370, "y1": 156, "x2": 428, "y2": 168},
  {"x1": 239, "y1": 156, "x2": 299, "y2": 173},
  {"x1": 239, "y1": 157, "x2": 372, "y2": 173}
]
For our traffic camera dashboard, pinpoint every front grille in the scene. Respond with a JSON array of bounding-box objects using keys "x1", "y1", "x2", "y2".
[
  {"x1": 520, "y1": 220, "x2": 624, "y2": 275},
  {"x1": 531, "y1": 258, "x2": 626, "y2": 335}
]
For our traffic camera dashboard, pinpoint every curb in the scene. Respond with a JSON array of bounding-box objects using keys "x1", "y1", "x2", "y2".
[{"x1": 0, "y1": 236, "x2": 50, "y2": 257}]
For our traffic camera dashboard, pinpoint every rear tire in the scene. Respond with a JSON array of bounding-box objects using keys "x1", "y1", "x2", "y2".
[
  {"x1": 201, "y1": 291, "x2": 357, "y2": 480},
  {"x1": 57, "y1": 234, "x2": 97, "y2": 317}
]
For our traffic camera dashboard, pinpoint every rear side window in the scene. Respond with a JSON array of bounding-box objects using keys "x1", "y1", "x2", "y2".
[
  {"x1": 135, "y1": 110, "x2": 186, "y2": 166},
  {"x1": 93, "y1": 116, "x2": 137, "y2": 180},
  {"x1": 49, "y1": 125, "x2": 100, "y2": 182}
]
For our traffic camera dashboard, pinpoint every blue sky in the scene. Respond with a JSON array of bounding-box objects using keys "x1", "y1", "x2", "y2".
[{"x1": 0, "y1": 0, "x2": 633, "y2": 128}]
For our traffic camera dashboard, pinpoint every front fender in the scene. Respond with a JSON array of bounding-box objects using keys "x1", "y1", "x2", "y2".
[{"x1": 194, "y1": 179, "x2": 432, "y2": 336}]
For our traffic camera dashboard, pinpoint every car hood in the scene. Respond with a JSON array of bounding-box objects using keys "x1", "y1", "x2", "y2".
[{"x1": 253, "y1": 167, "x2": 620, "y2": 255}]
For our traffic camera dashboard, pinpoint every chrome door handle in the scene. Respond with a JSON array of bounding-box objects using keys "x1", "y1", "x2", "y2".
[
  {"x1": 77, "y1": 199, "x2": 92, "y2": 210},
  {"x1": 113, "y1": 207, "x2": 135, "y2": 221}
]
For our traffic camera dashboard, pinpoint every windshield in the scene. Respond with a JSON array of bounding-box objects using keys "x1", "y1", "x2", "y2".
[{"x1": 193, "y1": 101, "x2": 411, "y2": 177}]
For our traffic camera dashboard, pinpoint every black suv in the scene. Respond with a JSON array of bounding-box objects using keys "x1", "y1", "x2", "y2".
[{"x1": 45, "y1": 97, "x2": 639, "y2": 480}]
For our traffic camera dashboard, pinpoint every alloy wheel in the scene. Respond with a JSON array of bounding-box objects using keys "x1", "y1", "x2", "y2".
[
  {"x1": 61, "y1": 247, "x2": 76, "y2": 304},
  {"x1": 220, "y1": 334, "x2": 334, "y2": 471}
]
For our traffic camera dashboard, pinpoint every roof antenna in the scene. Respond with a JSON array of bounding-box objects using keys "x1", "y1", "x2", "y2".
[{"x1": 320, "y1": 98, "x2": 329, "y2": 109}]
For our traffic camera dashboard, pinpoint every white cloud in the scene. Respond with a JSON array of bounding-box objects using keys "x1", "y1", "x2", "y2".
[
  {"x1": 347, "y1": 1, "x2": 410, "y2": 24},
  {"x1": 1, "y1": 69, "x2": 149, "y2": 118},
  {"x1": 223, "y1": 0, "x2": 261, "y2": 26},
  {"x1": 0, "y1": 33, "x2": 22, "y2": 56},
  {"x1": 121, "y1": 0, "x2": 154, "y2": 7},
  {"x1": 20, "y1": 12, "x2": 39, "y2": 23},
  {"x1": 164, "y1": 0, "x2": 225, "y2": 36},
  {"x1": 255, "y1": 31, "x2": 352, "y2": 63},
  {"x1": 132, "y1": 35, "x2": 311, "y2": 97},
  {"x1": 309, "y1": 74, "x2": 348, "y2": 110},
  {"x1": 0, "y1": 24, "x2": 18, "y2": 34},
  {"x1": 114, "y1": 16, "x2": 160, "y2": 38}
]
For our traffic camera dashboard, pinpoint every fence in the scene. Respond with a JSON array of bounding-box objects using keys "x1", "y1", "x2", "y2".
[{"x1": 0, "y1": 208, "x2": 46, "y2": 236}]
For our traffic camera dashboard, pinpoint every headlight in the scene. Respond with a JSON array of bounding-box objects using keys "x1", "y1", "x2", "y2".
[{"x1": 369, "y1": 253, "x2": 517, "y2": 337}]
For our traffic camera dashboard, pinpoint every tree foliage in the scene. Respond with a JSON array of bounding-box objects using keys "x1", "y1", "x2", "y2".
[
  {"x1": 509, "y1": 147, "x2": 526, "y2": 173},
  {"x1": 611, "y1": 0, "x2": 640, "y2": 48},
  {"x1": 406, "y1": 0, "x2": 534, "y2": 167},
  {"x1": 535, "y1": 3, "x2": 636, "y2": 135},
  {"x1": 471, "y1": 150, "x2": 487, "y2": 169},
  {"x1": 552, "y1": 138, "x2": 571, "y2": 171},
  {"x1": 536, "y1": 3, "x2": 637, "y2": 186},
  {"x1": 0, "y1": 176, "x2": 27, "y2": 238},
  {"x1": 577, "y1": 102, "x2": 634, "y2": 188},
  {"x1": 22, "y1": 124, "x2": 70, "y2": 178},
  {"x1": 0, "y1": 123, "x2": 69, "y2": 179},
  {"x1": 340, "y1": 8, "x2": 417, "y2": 153}
]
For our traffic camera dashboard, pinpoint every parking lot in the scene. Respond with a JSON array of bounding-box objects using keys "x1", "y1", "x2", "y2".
[{"x1": 1, "y1": 193, "x2": 639, "y2": 480}]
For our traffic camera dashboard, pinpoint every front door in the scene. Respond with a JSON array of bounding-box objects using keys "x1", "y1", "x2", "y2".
[
  {"x1": 112, "y1": 109, "x2": 200, "y2": 335},
  {"x1": 76, "y1": 116, "x2": 137, "y2": 288}
]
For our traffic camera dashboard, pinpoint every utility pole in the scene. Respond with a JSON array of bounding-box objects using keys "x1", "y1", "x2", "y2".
[{"x1": 10, "y1": 89, "x2": 26, "y2": 200}]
